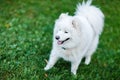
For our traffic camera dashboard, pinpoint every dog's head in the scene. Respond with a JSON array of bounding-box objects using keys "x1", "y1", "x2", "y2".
[{"x1": 53, "y1": 13, "x2": 82, "y2": 49}]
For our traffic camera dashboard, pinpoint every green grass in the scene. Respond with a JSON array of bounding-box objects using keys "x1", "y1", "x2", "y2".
[{"x1": 0, "y1": 0, "x2": 120, "y2": 80}]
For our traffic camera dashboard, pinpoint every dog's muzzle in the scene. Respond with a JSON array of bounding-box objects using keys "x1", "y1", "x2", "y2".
[{"x1": 56, "y1": 38, "x2": 70, "y2": 45}]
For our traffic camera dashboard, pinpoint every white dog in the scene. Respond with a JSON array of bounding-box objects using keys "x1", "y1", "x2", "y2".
[{"x1": 44, "y1": 0, "x2": 104, "y2": 75}]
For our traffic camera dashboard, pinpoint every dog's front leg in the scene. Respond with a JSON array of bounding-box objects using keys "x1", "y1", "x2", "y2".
[
  {"x1": 71, "y1": 59, "x2": 81, "y2": 75},
  {"x1": 44, "y1": 50, "x2": 59, "y2": 71}
]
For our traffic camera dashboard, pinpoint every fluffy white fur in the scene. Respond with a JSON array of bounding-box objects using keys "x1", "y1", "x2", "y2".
[{"x1": 44, "y1": 0, "x2": 104, "y2": 75}]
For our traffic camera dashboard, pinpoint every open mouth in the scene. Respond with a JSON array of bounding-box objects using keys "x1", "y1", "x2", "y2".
[{"x1": 57, "y1": 38, "x2": 70, "y2": 45}]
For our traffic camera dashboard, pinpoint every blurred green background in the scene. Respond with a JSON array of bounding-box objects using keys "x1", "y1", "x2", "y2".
[{"x1": 0, "y1": 0, "x2": 120, "y2": 80}]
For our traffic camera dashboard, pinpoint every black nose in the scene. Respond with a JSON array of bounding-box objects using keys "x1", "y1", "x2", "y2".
[{"x1": 55, "y1": 36, "x2": 60, "y2": 40}]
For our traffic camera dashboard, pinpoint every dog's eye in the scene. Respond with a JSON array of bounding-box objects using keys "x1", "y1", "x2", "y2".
[
  {"x1": 65, "y1": 31, "x2": 68, "y2": 33},
  {"x1": 59, "y1": 29, "x2": 61, "y2": 31}
]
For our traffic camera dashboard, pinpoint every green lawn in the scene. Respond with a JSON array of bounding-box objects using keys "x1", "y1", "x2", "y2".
[{"x1": 0, "y1": 0, "x2": 120, "y2": 80}]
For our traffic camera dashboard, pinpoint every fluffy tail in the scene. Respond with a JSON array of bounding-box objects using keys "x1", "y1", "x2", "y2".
[{"x1": 75, "y1": 0, "x2": 104, "y2": 35}]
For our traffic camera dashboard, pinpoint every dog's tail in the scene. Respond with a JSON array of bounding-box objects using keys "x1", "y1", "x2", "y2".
[{"x1": 75, "y1": 0, "x2": 104, "y2": 35}]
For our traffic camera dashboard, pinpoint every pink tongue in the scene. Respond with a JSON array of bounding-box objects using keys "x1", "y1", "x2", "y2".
[{"x1": 57, "y1": 41, "x2": 62, "y2": 45}]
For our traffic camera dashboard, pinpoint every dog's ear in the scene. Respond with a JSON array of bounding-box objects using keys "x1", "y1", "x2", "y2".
[
  {"x1": 59, "y1": 13, "x2": 68, "y2": 19},
  {"x1": 72, "y1": 17, "x2": 80, "y2": 28}
]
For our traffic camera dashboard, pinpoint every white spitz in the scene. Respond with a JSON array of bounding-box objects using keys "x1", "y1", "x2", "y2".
[{"x1": 44, "y1": 0, "x2": 104, "y2": 75}]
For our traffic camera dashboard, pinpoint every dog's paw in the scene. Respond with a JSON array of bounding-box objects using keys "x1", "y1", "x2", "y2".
[
  {"x1": 85, "y1": 61, "x2": 90, "y2": 65},
  {"x1": 44, "y1": 66, "x2": 50, "y2": 71},
  {"x1": 85, "y1": 56, "x2": 91, "y2": 65},
  {"x1": 71, "y1": 70, "x2": 77, "y2": 75},
  {"x1": 44, "y1": 67, "x2": 48, "y2": 71}
]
